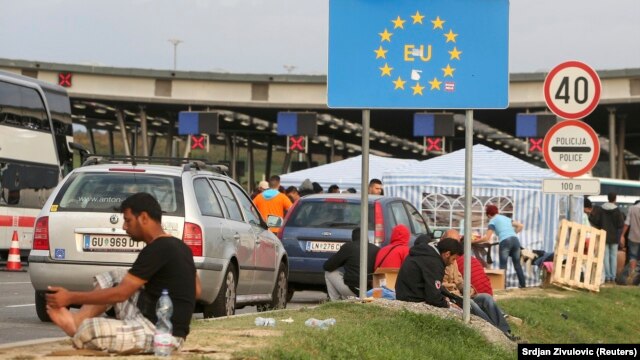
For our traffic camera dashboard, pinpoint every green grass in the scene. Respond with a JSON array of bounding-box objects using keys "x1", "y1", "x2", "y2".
[
  {"x1": 188, "y1": 287, "x2": 638, "y2": 359},
  {"x1": 498, "y1": 286, "x2": 638, "y2": 344},
  {"x1": 193, "y1": 302, "x2": 513, "y2": 360}
]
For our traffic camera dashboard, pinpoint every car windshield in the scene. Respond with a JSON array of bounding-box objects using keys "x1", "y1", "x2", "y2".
[
  {"x1": 287, "y1": 201, "x2": 374, "y2": 229},
  {"x1": 54, "y1": 172, "x2": 183, "y2": 215}
]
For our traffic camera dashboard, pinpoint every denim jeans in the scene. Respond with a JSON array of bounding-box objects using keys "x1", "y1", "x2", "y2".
[
  {"x1": 471, "y1": 293, "x2": 512, "y2": 334},
  {"x1": 499, "y1": 236, "x2": 526, "y2": 288},
  {"x1": 603, "y1": 243, "x2": 618, "y2": 281}
]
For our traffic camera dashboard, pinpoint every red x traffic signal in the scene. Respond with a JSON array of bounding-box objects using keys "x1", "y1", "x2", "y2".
[
  {"x1": 426, "y1": 137, "x2": 442, "y2": 151},
  {"x1": 191, "y1": 135, "x2": 205, "y2": 150},
  {"x1": 289, "y1": 136, "x2": 306, "y2": 153},
  {"x1": 58, "y1": 73, "x2": 72, "y2": 87},
  {"x1": 529, "y1": 138, "x2": 543, "y2": 152}
]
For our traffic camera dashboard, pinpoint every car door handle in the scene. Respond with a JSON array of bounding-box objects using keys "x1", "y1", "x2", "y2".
[
  {"x1": 255, "y1": 238, "x2": 262, "y2": 244},
  {"x1": 233, "y1": 233, "x2": 240, "y2": 241}
]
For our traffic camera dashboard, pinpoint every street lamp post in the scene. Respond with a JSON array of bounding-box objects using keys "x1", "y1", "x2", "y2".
[{"x1": 168, "y1": 39, "x2": 183, "y2": 71}]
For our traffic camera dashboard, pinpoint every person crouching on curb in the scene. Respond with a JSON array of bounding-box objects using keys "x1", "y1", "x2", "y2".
[
  {"x1": 323, "y1": 227, "x2": 379, "y2": 300},
  {"x1": 46, "y1": 192, "x2": 202, "y2": 354}
]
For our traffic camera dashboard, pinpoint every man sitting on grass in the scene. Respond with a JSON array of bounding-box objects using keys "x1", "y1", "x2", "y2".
[
  {"x1": 396, "y1": 236, "x2": 518, "y2": 341},
  {"x1": 46, "y1": 193, "x2": 201, "y2": 353}
]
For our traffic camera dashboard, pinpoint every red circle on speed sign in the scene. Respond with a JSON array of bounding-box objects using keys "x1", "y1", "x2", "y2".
[
  {"x1": 543, "y1": 120, "x2": 600, "y2": 178},
  {"x1": 543, "y1": 61, "x2": 601, "y2": 120}
]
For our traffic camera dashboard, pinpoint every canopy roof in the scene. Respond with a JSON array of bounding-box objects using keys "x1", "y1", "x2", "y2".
[{"x1": 280, "y1": 154, "x2": 418, "y2": 192}]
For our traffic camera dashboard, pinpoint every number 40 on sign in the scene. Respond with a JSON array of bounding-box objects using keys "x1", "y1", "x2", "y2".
[{"x1": 544, "y1": 61, "x2": 601, "y2": 120}]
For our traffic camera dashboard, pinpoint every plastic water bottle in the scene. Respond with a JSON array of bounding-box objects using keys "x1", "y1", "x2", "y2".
[
  {"x1": 153, "y1": 289, "x2": 174, "y2": 357},
  {"x1": 254, "y1": 317, "x2": 276, "y2": 327},
  {"x1": 304, "y1": 318, "x2": 336, "y2": 329}
]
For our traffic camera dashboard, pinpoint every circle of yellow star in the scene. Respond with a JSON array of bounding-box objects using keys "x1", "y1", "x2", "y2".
[
  {"x1": 393, "y1": 76, "x2": 406, "y2": 90},
  {"x1": 373, "y1": 10, "x2": 464, "y2": 94},
  {"x1": 374, "y1": 45, "x2": 388, "y2": 59},
  {"x1": 411, "y1": 82, "x2": 425, "y2": 95},
  {"x1": 428, "y1": 77, "x2": 443, "y2": 90},
  {"x1": 379, "y1": 63, "x2": 393, "y2": 76},
  {"x1": 392, "y1": 16, "x2": 406, "y2": 29},
  {"x1": 411, "y1": 11, "x2": 425, "y2": 24},
  {"x1": 431, "y1": 16, "x2": 445, "y2": 30},
  {"x1": 379, "y1": 29, "x2": 392, "y2": 42},
  {"x1": 442, "y1": 64, "x2": 455, "y2": 77},
  {"x1": 448, "y1": 47, "x2": 462, "y2": 60},
  {"x1": 444, "y1": 29, "x2": 458, "y2": 43}
]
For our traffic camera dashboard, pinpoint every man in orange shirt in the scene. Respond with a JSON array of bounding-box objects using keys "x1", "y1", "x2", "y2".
[{"x1": 253, "y1": 175, "x2": 292, "y2": 230}]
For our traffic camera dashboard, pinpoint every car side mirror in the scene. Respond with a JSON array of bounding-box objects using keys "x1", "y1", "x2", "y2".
[
  {"x1": 266, "y1": 215, "x2": 283, "y2": 228},
  {"x1": 432, "y1": 229, "x2": 443, "y2": 240}
]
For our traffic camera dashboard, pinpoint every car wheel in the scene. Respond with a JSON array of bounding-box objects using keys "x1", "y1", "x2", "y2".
[
  {"x1": 204, "y1": 263, "x2": 237, "y2": 318},
  {"x1": 35, "y1": 291, "x2": 51, "y2": 322},
  {"x1": 286, "y1": 287, "x2": 295, "y2": 303},
  {"x1": 257, "y1": 263, "x2": 288, "y2": 312}
]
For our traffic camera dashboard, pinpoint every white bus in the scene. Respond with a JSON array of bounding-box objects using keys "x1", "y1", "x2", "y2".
[
  {"x1": 589, "y1": 177, "x2": 640, "y2": 215},
  {"x1": 0, "y1": 71, "x2": 74, "y2": 258}
]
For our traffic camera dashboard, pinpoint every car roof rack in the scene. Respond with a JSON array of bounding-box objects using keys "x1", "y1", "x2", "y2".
[
  {"x1": 183, "y1": 160, "x2": 229, "y2": 175},
  {"x1": 81, "y1": 155, "x2": 227, "y2": 174}
]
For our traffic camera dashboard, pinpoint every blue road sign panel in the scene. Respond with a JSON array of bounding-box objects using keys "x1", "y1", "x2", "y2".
[
  {"x1": 328, "y1": 0, "x2": 509, "y2": 109},
  {"x1": 178, "y1": 112, "x2": 219, "y2": 135},
  {"x1": 516, "y1": 113, "x2": 557, "y2": 138}
]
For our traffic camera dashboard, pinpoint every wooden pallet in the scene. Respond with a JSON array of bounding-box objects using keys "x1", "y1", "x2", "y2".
[{"x1": 551, "y1": 219, "x2": 606, "y2": 292}]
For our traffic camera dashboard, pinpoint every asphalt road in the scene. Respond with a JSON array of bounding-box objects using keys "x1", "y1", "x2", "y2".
[
  {"x1": 0, "y1": 267, "x2": 325, "y2": 346},
  {"x1": 0, "y1": 269, "x2": 64, "y2": 345}
]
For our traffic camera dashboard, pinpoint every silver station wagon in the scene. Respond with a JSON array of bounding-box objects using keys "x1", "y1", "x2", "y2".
[{"x1": 29, "y1": 158, "x2": 288, "y2": 321}]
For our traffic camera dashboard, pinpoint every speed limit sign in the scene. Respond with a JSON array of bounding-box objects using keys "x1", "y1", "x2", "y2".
[{"x1": 543, "y1": 61, "x2": 601, "y2": 120}]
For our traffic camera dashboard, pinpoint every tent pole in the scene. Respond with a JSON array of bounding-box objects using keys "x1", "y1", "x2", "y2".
[
  {"x1": 463, "y1": 109, "x2": 473, "y2": 324},
  {"x1": 359, "y1": 109, "x2": 370, "y2": 299}
]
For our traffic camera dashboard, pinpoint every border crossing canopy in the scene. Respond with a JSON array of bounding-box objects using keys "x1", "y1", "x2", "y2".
[{"x1": 327, "y1": 0, "x2": 509, "y2": 109}]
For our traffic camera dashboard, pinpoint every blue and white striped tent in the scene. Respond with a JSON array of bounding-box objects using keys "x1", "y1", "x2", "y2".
[
  {"x1": 280, "y1": 154, "x2": 419, "y2": 193},
  {"x1": 383, "y1": 144, "x2": 582, "y2": 288}
]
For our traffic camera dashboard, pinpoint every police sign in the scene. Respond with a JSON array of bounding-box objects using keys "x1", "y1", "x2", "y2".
[{"x1": 543, "y1": 120, "x2": 600, "y2": 178}]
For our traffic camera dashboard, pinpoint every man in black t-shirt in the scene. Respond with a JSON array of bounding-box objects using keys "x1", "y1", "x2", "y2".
[{"x1": 46, "y1": 193, "x2": 201, "y2": 354}]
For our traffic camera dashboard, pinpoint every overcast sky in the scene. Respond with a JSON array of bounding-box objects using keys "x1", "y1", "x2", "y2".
[{"x1": 1, "y1": 0, "x2": 638, "y2": 75}]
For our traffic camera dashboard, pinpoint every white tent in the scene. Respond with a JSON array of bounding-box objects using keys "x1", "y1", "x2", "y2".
[
  {"x1": 279, "y1": 154, "x2": 419, "y2": 193},
  {"x1": 383, "y1": 144, "x2": 582, "y2": 288}
]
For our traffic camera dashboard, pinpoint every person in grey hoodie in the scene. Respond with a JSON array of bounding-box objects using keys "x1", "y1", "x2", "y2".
[{"x1": 589, "y1": 192, "x2": 625, "y2": 283}]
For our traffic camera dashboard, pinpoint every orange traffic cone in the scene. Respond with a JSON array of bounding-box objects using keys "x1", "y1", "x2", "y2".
[{"x1": 3, "y1": 230, "x2": 25, "y2": 272}]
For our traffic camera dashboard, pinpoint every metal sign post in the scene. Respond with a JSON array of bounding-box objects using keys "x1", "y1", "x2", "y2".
[
  {"x1": 359, "y1": 110, "x2": 370, "y2": 298},
  {"x1": 462, "y1": 109, "x2": 473, "y2": 323}
]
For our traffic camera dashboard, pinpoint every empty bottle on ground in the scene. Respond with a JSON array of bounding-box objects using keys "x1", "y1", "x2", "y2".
[{"x1": 154, "y1": 289, "x2": 174, "y2": 357}]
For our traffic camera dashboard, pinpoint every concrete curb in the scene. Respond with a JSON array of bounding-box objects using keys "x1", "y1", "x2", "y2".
[{"x1": 0, "y1": 336, "x2": 67, "y2": 350}]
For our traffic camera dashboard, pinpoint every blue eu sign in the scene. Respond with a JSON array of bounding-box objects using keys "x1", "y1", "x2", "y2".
[{"x1": 328, "y1": 0, "x2": 509, "y2": 109}]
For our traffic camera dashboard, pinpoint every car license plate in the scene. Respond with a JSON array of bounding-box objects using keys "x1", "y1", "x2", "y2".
[
  {"x1": 83, "y1": 235, "x2": 145, "y2": 252},
  {"x1": 305, "y1": 241, "x2": 344, "y2": 252}
]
